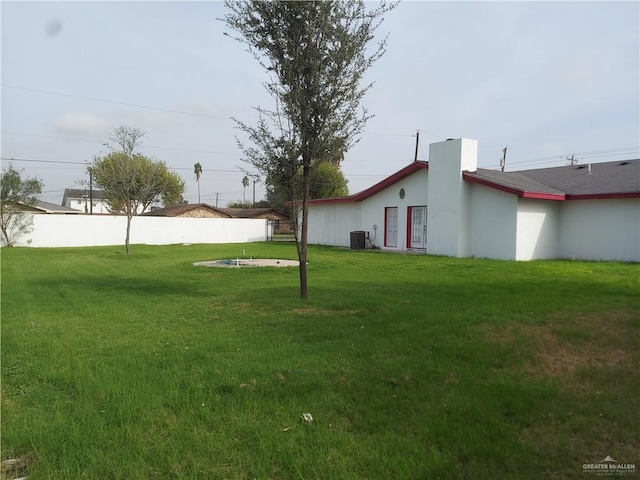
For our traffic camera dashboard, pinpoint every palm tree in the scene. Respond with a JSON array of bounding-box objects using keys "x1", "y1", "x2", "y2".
[
  {"x1": 242, "y1": 175, "x2": 250, "y2": 207},
  {"x1": 194, "y1": 163, "x2": 203, "y2": 203}
]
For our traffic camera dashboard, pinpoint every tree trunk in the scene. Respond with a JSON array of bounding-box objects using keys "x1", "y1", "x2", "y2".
[
  {"x1": 0, "y1": 225, "x2": 12, "y2": 247},
  {"x1": 297, "y1": 164, "x2": 311, "y2": 299},
  {"x1": 125, "y1": 213, "x2": 132, "y2": 255},
  {"x1": 298, "y1": 224, "x2": 308, "y2": 299}
]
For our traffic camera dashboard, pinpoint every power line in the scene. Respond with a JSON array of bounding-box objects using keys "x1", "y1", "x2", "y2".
[
  {"x1": 0, "y1": 154, "x2": 380, "y2": 177},
  {"x1": 5, "y1": 144, "x2": 636, "y2": 174},
  {"x1": 3, "y1": 84, "x2": 424, "y2": 139},
  {"x1": 2, "y1": 84, "x2": 232, "y2": 121},
  {"x1": 361, "y1": 131, "x2": 414, "y2": 137},
  {"x1": 2, "y1": 130, "x2": 423, "y2": 164},
  {"x1": 2, "y1": 130, "x2": 240, "y2": 156},
  {"x1": 5, "y1": 86, "x2": 637, "y2": 166},
  {"x1": 0, "y1": 157, "x2": 254, "y2": 175},
  {"x1": 506, "y1": 146, "x2": 639, "y2": 168},
  {"x1": 416, "y1": 128, "x2": 446, "y2": 140},
  {"x1": 1, "y1": 157, "x2": 85, "y2": 165},
  {"x1": 2, "y1": 130, "x2": 98, "y2": 144}
]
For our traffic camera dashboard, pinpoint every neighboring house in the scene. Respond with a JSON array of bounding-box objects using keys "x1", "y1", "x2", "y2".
[
  {"x1": 62, "y1": 188, "x2": 148, "y2": 214},
  {"x1": 307, "y1": 138, "x2": 640, "y2": 262},
  {"x1": 145, "y1": 204, "x2": 291, "y2": 233},
  {"x1": 27, "y1": 200, "x2": 83, "y2": 214},
  {"x1": 143, "y1": 203, "x2": 233, "y2": 218},
  {"x1": 217, "y1": 208, "x2": 291, "y2": 233},
  {"x1": 145, "y1": 203, "x2": 289, "y2": 224},
  {"x1": 62, "y1": 188, "x2": 110, "y2": 214}
]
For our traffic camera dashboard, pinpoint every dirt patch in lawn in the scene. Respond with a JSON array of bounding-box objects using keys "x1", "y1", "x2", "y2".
[
  {"x1": 194, "y1": 259, "x2": 300, "y2": 268},
  {"x1": 481, "y1": 310, "x2": 636, "y2": 382}
]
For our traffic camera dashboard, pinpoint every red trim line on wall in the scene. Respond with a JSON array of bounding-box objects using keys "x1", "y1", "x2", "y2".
[
  {"x1": 384, "y1": 207, "x2": 389, "y2": 246},
  {"x1": 406, "y1": 206, "x2": 412, "y2": 249}
]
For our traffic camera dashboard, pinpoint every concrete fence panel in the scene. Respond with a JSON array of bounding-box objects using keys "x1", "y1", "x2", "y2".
[{"x1": 11, "y1": 214, "x2": 267, "y2": 248}]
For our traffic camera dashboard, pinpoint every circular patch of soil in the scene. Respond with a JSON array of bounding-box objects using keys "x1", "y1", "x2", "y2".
[{"x1": 193, "y1": 258, "x2": 299, "y2": 268}]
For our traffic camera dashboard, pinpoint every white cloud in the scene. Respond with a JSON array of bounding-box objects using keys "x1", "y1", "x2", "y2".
[
  {"x1": 52, "y1": 113, "x2": 111, "y2": 137},
  {"x1": 126, "y1": 111, "x2": 174, "y2": 132},
  {"x1": 3, "y1": 0, "x2": 637, "y2": 202}
]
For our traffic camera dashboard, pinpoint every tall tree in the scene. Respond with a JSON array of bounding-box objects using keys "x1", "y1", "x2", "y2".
[
  {"x1": 106, "y1": 125, "x2": 146, "y2": 156},
  {"x1": 310, "y1": 162, "x2": 349, "y2": 199},
  {"x1": 194, "y1": 163, "x2": 203, "y2": 203},
  {"x1": 224, "y1": 0, "x2": 394, "y2": 298},
  {"x1": 0, "y1": 165, "x2": 43, "y2": 246},
  {"x1": 265, "y1": 161, "x2": 348, "y2": 211},
  {"x1": 89, "y1": 152, "x2": 185, "y2": 255},
  {"x1": 241, "y1": 175, "x2": 250, "y2": 206}
]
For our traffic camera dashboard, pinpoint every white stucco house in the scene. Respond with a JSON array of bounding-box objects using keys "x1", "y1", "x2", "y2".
[
  {"x1": 62, "y1": 188, "x2": 111, "y2": 214},
  {"x1": 62, "y1": 188, "x2": 146, "y2": 214},
  {"x1": 307, "y1": 138, "x2": 640, "y2": 262}
]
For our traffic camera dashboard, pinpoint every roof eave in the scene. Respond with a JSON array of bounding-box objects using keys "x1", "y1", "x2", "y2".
[
  {"x1": 308, "y1": 161, "x2": 429, "y2": 205},
  {"x1": 463, "y1": 174, "x2": 566, "y2": 200},
  {"x1": 304, "y1": 195, "x2": 359, "y2": 205},
  {"x1": 521, "y1": 192, "x2": 566, "y2": 201},
  {"x1": 567, "y1": 192, "x2": 640, "y2": 200}
]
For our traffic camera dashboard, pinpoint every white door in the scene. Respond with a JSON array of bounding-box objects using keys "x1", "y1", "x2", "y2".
[
  {"x1": 410, "y1": 206, "x2": 427, "y2": 249},
  {"x1": 385, "y1": 207, "x2": 398, "y2": 247}
]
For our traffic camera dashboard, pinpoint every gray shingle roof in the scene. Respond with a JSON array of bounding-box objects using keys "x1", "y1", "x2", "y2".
[
  {"x1": 216, "y1": 207, "x2": 287, "y2": 218},
  {"x1": 464, "y1": 159, "x2": 639, "y2": 198},
  {"x1": 144, "y1": 204, "x2": 288, "y2": 219},
  {"x1": 62, "y1": 188, "x2": 106, "y2": 203},
  {"x1": 35, "y1": 200, "x2": 83, "y2": 213}
]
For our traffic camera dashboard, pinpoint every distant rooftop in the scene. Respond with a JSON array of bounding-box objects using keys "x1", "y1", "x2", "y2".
[{"x1": 62, "y1": 188, "x2": 106, "y2": 203}]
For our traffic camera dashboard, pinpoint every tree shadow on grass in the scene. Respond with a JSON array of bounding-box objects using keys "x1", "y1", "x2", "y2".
[{"x1": 31, "y1": 271, "x2": 218, "y2": 299}]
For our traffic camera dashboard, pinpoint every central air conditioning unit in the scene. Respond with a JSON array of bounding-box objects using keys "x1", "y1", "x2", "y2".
[{"x1": 350, "y1": 231, "x2": 369, "y2": 250}]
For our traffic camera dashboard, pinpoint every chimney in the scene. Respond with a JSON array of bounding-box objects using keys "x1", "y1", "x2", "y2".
[{"x1": 426, "y1": 138, "x2": 478, "y2": 257}]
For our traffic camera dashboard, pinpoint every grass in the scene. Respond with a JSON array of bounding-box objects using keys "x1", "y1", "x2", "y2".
[{"x1": 1, "y1": 243, "x2": 638, "y2": 479}]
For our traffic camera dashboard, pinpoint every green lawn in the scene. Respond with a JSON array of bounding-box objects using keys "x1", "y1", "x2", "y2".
[{"x1": 1, "y1": 243, "x2": 638, "y2": 479}]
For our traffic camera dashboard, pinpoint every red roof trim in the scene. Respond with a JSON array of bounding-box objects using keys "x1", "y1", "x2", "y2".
[
  {"x1": 308, "y1": 161, "x2": 429, "y2": 205},
  {"x1": 521, "y1": 192, "x2": 567, "y2": 201},
  {"x1": 303, "y1": 194, "x2": 358, "y2": 205},
  {"x1": 463, "y1": 174, "x2": 566, "y2": 201},
  {"x1": 566, "y1": 192, "x2": 640, "y2": 200}
]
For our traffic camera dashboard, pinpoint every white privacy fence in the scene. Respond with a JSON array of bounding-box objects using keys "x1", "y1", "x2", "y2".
[{"x1": 10, "y1": 214, "x2": 270, "y2": 248}]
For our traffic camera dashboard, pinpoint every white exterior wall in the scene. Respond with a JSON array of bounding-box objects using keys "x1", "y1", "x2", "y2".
[
  {"x1": 468, "y1": 184, "x2": 518, "y2": 260},
  {"x1": 515, "y1": 199, "x2": 560, "y2": 260},
  {"x1": 11, "y1": 214, "x2": 267, "y2": 248},
  {"x1": 64, "y1": 198, "x2": 146, "y2": 215},
  {"x1": 306, "y1": 169, "x2": 429, "y2": 251},
  {"x1": 307, "y1": 203, "x2": 361, "y2": 247},
  {"x1": 306, "y1": 137, "x2": 639, "y2": 262},
  {"x1": 558, "y1": 198, "x2": 640, "y2": 262},
  {"x1": 360, "y1": 169, "x2": 429, "y2": 250},
  {"x1": 427, "y1": 138, "x2": 478, "y2": 257},
  {"x1": 64, "y1": 198, "x2": 112, "y2": 214}
]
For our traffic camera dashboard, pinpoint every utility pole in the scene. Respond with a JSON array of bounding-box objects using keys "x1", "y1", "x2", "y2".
[
  {"x1": 215, "y1": 192, "x2": 219, "y2": 208},
  {"x1": 500, "y1": 146, "x2": 508, "y2": 172},
  {"x1": 567, "y1": 154, "x2": 577, "y2": 165},
  {"x1": 252, "y1": 177, "x2": 256, "y2": 207},
  {"x1": 414, "y1": 130, "x2": 420, "y2": 162},
  {"x1": 89, "y1": 170, "x2": 93, "y2": 215}
]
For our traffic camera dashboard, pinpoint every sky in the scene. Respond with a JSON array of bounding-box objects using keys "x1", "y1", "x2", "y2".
[{"x1": 1, "y1": 0, "x2": 639, "y2": 206}]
